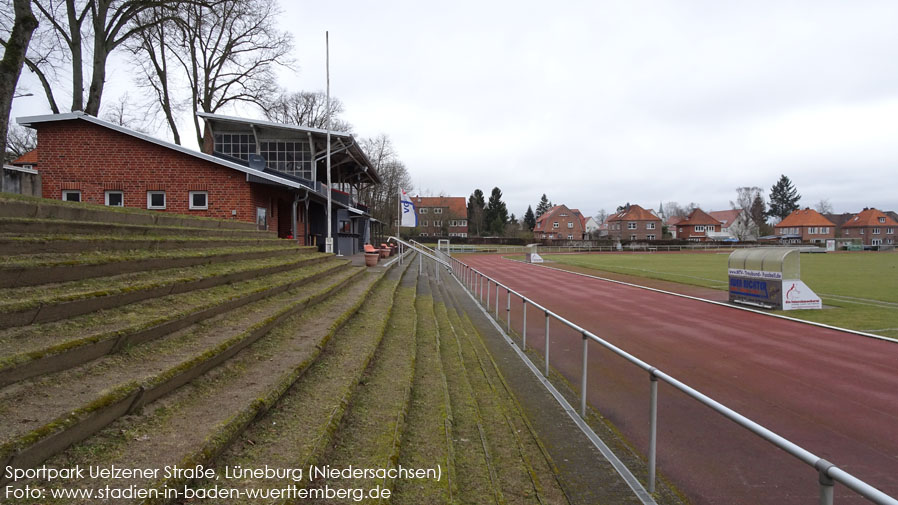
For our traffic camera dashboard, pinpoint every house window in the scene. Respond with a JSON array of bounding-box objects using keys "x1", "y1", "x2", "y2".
[
  {"x1": 873, "y1": 228, "x2": 881, "y2": 234},
  {"x1": 821, "y1": 227, "x2": 829, "y2": 234},
  {"x1": 888, "y1": 228, "x2": 894, "y2": 234},
  {"x1": 259, "y1": 140, "x2": 312, "y2": 180},
  {"x1": 62, "y1": 190, "x2": 81, "y2": 202},
  {"x1": 630, "y1": 234, "x2": 637, "y2": 240},
  {"x1": 147, "y1": 191, "x2": 166, "y2": 210},
  {"x1": 459, "y1": 220, "x2": 467, "y2": 226},
  {"x1": 553, "y1": 222, "x2": 559, "y2": 228},
  {"x1": 647, "y1": 222, "x2": 656, "y2": 230},
  {"x1": 872, "y1": 239, "x2": 882, "y2": 246},
  {"x1": 860, "y1": 229, "x2": 865, "y2": 235},
  {"x1": 189, "y1": 191, "x2": 208, "y2": 210},
  {"x1": 647, "y1": 234, "x2": 656, "y2": 240},
  {"x1": 696, "y1": 225, "x2": 705, "y2": 232},
  {"x1": 419, "y1": 208, "x2": 428, "y2": 214},
  {"x1": 433, "y1": 220, "x2": 442, "y2": 227},
  {"x1": 568, "y1": 234, "x2": 573, "y2": 240},
  {"x1": 879, "y1": 217, "x2": 886, "y2": 223},
  {"x1": 213, "y1": 133, "x2": 256, "y2": 161},
  {"x1": 433, "y1": 208, "x2": 443, "y2": 214},
  {"x1": 420, "y1": 233, "x2": 428, "y2": 237},
  {"x1": 256, "y1": 207, "x2": 268, "y2": 230},
  {"x1": 105, "y1": 190, "x2": 124, "y2": 207},
  {"x1": 420, "y1": 220, "x2": 428, "y2": 227},
  {"x1": 628, "y1": 222, "x2": 637, "y2": 230},
  {"x1": 560, "y1": 213, "x2": 568, "y2": 217},
  {"x1": 568, "y1": 222, "x2": 574, "y2": 228}
]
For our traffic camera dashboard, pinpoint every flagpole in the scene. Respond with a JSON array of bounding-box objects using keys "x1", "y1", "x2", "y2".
[
  {"x1": 325, "y1": 31, "x2": 334, "y2": 254},
  {"x1": 397, "y1": 189, "x2": 400, "y2": 239}
]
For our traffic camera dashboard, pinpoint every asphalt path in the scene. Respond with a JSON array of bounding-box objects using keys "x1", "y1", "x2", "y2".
[{"x1": 461, "y1": 254, "x2": 898, "y2": 505}]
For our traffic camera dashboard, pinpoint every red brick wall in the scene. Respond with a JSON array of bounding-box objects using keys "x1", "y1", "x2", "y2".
[{"x1": 36, "y1": 119, "x2": 294, "y2": 235}]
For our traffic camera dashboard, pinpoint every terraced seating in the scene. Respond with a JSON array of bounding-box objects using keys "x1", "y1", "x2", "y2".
[{"x1": 1, "y1": 199, "x2": 573, "y2": 504}]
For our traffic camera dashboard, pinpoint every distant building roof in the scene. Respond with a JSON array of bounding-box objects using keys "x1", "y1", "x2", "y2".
[
  {"x1": 677, "y1": 208, "x2": 722, "y2": 227},
  {"x1": 708, "y1": 209, "x2": 742, "y2": 227},
  {"x1": 12, "y1": 149, "x2": 37, "y2": 165},
  {"x1": 607, "y1": 204, "x2": 659, "y2": 223},
  {"x1": 413, "y1": 196, "x2": 467, "y2": 217},
  {"x1": 775, "y1": 208, "x2": 836, "y2": 228},
  {"x1": 841, "y1": 208, "x2": 898, "y2": 228}
]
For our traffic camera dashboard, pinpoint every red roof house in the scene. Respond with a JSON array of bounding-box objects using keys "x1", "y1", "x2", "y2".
[
  {"x1": 841, "y1": 208, "x2": 897, "y2": 246},
  {"x1": 412, "y1": 196, "x2": 468, "y2": 237},
  {"x1": 675, "y1": 209, "x2": 723, "y2": 242},
  {"x1": 534, "y1": 204, "x2": 586, "y2": 240},
  {"x1": 774, "y1": 208, "x2": 835, "y2": 244},
  {"x1": 606, "y1": 204, "x2": 662, "y2": 241}
]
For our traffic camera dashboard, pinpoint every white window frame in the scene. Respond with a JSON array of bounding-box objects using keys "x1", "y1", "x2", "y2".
[
  {"x1": 189, "y1": 191, "x2": 209, "y2": 210},
  {"x1": 433, "y1": 220, "x2": 442, "y2": 227},
  {"x1": 61, "y1": 190, "x2": 81, "y2": 202},
  {"x1": 419, "y1": 208, "x2": 429, "y2": 214},
  {"x1": 630, "y1": 234, "x2": 637, "y2": 240},
  {"x1": 420, "y1": 220, "x2": 428, "y2": 227},
  {"x1": 553, "y1": 222, "x2": 559, "y2": 229},
  {"x1": 888, "y1": 228, "x2": 894, "y2": 234},
  {"x1": 647, "y1": 234, "x2": 656, "y2": 240},
  {"x1": 647, "y1": 222, "x2": 656, "y2": 230},
  {"x1": 433, "y1": 208, "x2": 443, "y2": 214},
  {"x1": 568, "y1": 234, "x2": 573, "y2": 240},
  {"x1": 628, "y1": 222, "x2": 637, "y2": 230},
  {"x1": 873, "y1": 228, "x2": 881, "y2": 235},
  {"x1": 147, "y1": 191, "x2": 166, "y2": 210},
  {"x1": 568, "y1": 222, "x2": 574, "y2": 228},
  {"x1": 105, "y1": 190, "x2": 124, "y2": 207},
  {"x1": 696, "y1": 225, "x2": 705, "y2": 232},
  {"x1": 879, "y1": 217, "x2": 886, "y2": 223}
]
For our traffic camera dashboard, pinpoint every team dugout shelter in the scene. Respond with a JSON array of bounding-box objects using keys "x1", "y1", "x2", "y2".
[
  {"x1": 728, "y1": 248, "x2": 822, "y2": 310},
  {"x1": 18, "y1": 111, "x2": 380, "y2": 255}
]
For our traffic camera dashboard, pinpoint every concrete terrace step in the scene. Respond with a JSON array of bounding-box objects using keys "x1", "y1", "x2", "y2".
[
  {"x1": 1, "y1": 264, "x2": 394, "y2": 504},
  {"x1": 182, "y1": 256, "x2": 414, "y2": 504},
  {"x1": 0, "y1": 258, "x2": 350, "y2": 386},
  {"x1": 0, "y1": 193, "x2": 261, "y2": 231},
  {"x1": 0, "y1": 234, "x2": 286, "y2": 255},
  {"x1": 391, "y1": 273, "x2": 456, "y2": 505},
  {"x1": 0, "y1": 253, "x2": 331, "y2": 329},
  {"x1": 0, "y1": 217, "x2": 277, "y2": 239},
  {"x1": 0, "y1": 264, "x2": 367, "y2": 479},
  {"x1": 0, "y1": 243, "x2": 312, "y2": 288}
]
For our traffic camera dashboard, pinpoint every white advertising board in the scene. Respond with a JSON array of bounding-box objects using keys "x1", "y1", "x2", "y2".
[
  {"x1": 528, "y1": 253, "x2": 544, "y2": 264},
  {"x1": 782, "y1": 280, "x2": 822, "y2": 310}
]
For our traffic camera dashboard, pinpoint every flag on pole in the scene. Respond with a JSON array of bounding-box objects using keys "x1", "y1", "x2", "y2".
[{"x1": 399, "y1": 188, "x2": 417, "y2": 227}]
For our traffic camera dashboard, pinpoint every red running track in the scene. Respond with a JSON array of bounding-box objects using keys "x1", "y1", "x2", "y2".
[{"x1": 462, "y1": 254, "x2": 898, "y2": 505}]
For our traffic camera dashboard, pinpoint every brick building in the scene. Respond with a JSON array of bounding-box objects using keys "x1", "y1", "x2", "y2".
[
  {"x1": 774, "y1": 208, "x2": 836, "y2": 244},
  {"x1": 840, "y1": 208, "x2": 897, "y2": 246},
  {"x1": 18, "y1": 111, "x2": 379, "y2": 254},
  {"x1": 675, "y1": 209, "x2": 723, "y2": 242},
  {"x1": 606, "y1": 204, "x2": 662, "y2": 241},
  {"x1": 534, "y1": 204, "x2": 586, "y2": 240},
  {"x1": 412, "y1": 196, "x2": 468, "y2": 237}
]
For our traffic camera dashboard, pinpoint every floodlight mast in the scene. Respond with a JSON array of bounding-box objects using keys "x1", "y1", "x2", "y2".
[{"x1": 325, "y1": 31, "x2": 334, "y2": 254}]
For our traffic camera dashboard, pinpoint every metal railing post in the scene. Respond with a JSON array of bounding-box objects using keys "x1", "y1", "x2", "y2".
[
  {"x1": 522, "y1": 299, "x2": 527, "y2": 350},
  {"x1": 480, "y1": 274, "x2": 484, "y2": 304},
  {"x1": 495, "y1": 284, "x2": 499, "y2": 319},
  {"x1": 544, "y1": 311, "x2": 550, "y2": 377},
  {"x1": 649, "y1": 370, "x2": 658, "y2": 494},
  {"x1": 506, "y1": 289, "x2": 511, "y2": 331},
  {"x1": 817, "y1": 460, "x2": 835, "y2": 505},
  {"x1": 580, "y1": 332, "x2": 588, "y2": 418},
  {"x1": 419, "y1": 249, "x2": 423, "y2": 275},
  {"x1": 487, "y1": 280, "x2": 492, "y2": 312}
]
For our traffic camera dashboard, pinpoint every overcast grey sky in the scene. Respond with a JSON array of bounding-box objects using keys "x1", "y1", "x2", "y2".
[{"x1": 12, "y1": 0, "x2": 898, "y2": 218}]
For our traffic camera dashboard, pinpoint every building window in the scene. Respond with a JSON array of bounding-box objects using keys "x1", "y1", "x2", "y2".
[
  {"x1": 647, "y1": 222, "x2": 656, "y2": 229},
  {"x1": 553, "y1": 222, "x2": 559, "y2": 229},
  {"x1": 459, "y1": 220, "x2": 467, "y2": 226},
  {"x1": 888, "y1": 228, "x2": 894, "y2": 234},
  {"x1": 105, "y1": 190, "x2": 124, "y2": 207},
  {"x1": 873, "y1": 228, "x2": 881, "y2": 234},
  {"x1": 259, "y1": 140, "x2": 312, "y2": 180},
  {"x1": 879, "y1": 217, "x2": 886, "y2": 223},
  {"x1": 647, "y1": 234, "x2": 656, "y2": 240},
  {"x1": 628, "y1": 222, "x2": 637, "y2": 230},
  {"x1": 872, "y1": 239, "x2": 882, "y2": 246},
  {"x1": 420, "y1": 220, "x2": 428, "y2": 227},
  {"x1": 189, "y1": 191, "x2": 208, "y2": 210},
  {"x1": 420, "y1": 233, "x2": 428, "y2": 237},
  {"x1": 419, "y1": 208, "x2": 428, "y2": 214},
  {"x1": 62, "y1": 190, "x2": 81, "y2": 202},
  {"x1": 568, "y1": 222, "x2": 574, "y2": 228},
  {"x1": 147, "y1": 191, "x2": 166, "y2": 210},
  {"x1": 630, "y1": 234, "x2": 637, "y2": 240},
  {"x1": 213, "y1": 133, "x2": 256, "y2": 161},
  {"x1": 568, "y1": 234, "x2": 573, "y2": 240},
  {"x1": 821, "y1": 227, "x2": 829, "y2": 234},
  {"x1": 860, "y1": 229, "x2": 865, "y2": 235},
  {"x1": 433, "y1": 208, "x2": 443, "y2": 214},
  {"x1": 696, "y1": 225, "x2": 705, "y2": 232},
  {"x1": 256, "y1": 207, "x2": 268, "y2": 230},
  {"x1": 433, "y1": 220, "x2": 442, "y2": 227},
  {"x1": 808, "y1": 227, "x2": 817, "y2": 234}
]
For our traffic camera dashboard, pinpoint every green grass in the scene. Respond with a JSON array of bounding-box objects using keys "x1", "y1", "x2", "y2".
[{"x1": 536, "y1": 251, "x2": 898, "y2": 338}]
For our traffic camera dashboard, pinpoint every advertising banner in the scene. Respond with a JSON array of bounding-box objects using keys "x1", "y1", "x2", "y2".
[
  {"x1": 728, "y1": 276, "x2": 782, "y2": 308},
  {"x1": 781, "y1": 280, "x2": 823, "y2": 310}
]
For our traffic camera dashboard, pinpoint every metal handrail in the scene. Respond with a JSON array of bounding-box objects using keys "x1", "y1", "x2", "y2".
[{"x1": 443, "y1": 255, "x2": 898, "y2": 505}]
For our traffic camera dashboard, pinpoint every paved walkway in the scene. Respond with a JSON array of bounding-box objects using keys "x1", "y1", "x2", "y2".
[{"x1": 461, "y1": 254, "x2": 898, "y2": 505}]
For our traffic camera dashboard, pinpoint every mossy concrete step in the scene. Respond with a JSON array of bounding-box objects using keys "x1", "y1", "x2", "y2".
[
  {"x1": 0, "y1": 265, "x2": 369, "y2": 483},
  {"x1": 184, "y1": 255, "x2": 414, "y2": 504},
  {"x1": 0, "y1": 217, "x2": 277, "y2": 239},
  {"x1": 0, "y1": 234, "x2": 286, "y2": 255},
  {"x1": 0, "y1": 193, "x2": 260, "y2": 231},
  {"x1": 0, "y1": 244, "x2": 312, "y2": 288},
  {"x1": 391, "y1": 274, "x2": 456, "y2": 505},
  {"x1": 287, "y1": 257, "x2": 421, "y2": 503},
  {"x1": 0, "y1": 259, "x2": 350, "y2": 387},
  {"x1": 1, "y1": 264, "x2": 395, "y2": 502},
  {"x1": 0, "y1": 253, "x2": 331, "y2": 329},
  {"x1": 436, "y1": 277, "x2": 569, "y2": 505}
]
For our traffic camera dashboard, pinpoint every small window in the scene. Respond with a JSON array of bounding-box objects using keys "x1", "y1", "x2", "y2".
[
  {"x1": 105, "y1": 190, "x2": 123, "y2": 207},
  {"x1": 628, "y1": 222, "x2": 637, "y2": 230},
  {"x1": 434, "y1": 220, "x2": 442, "y2": 227},
  {"x1": 419, "y1": 208, "x2": 429, "y2": 214},
  {"x1": 647, "y1": 222, "x2": 656, "y2": 230},
  {"x1": 567, "y1": 234, "x2": 573, "y2": 240},
  {"x1": 420, "y1": 220, "x2": 428, "y2": 227},
  {"x1": 256, "y1": 207, "x2": 268, "y2": 230},
  {"x1": 630, "y1": 234, "x2": 637, "y2": 240},
  {"x1": 873, "y1": 228, "x2": 881, "y2": 235},
  {"x1": 553, "y1": 222, "x2": 559, "y2": 229},
  {"x1": 147, "y1": 191, "x2": 166, "y2": 209},
  {"x1": 433, "y1": 208, "x2": 443, "y2": 214},
  {"x1": 567, "y1": 222, "x2": 573, "y2": 228},
  {"x1": 647, "y1": 234, "x2": 656, "y2": 240},
  {"x1": 888, "y1": 228, "x2": 894, "y2": 234},
  {"x1": 879, "y1": 217, "x2": 886, "y2": 223},
  {"x1": 189, "y1": 191, "x2": 208, "y2": 210},
  {"x1": 62, "y1": 190, "x2": 81, "y2": 202}
]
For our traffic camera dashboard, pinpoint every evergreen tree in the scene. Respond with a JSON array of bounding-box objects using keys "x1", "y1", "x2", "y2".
[
  {"x1": 767, "y1": 175, "x2": 801, "y2": 222},
  {"x1": 535, "y1": 194, "x2": 551, "y2": 218},
  {"x1": 467, "y1": 189, "x2": 486, "y2": 236},
  {"x1": 523, "y1": 205, "x2": 536, "y2": 231},
  {"x1": 485, "y1": 187, "x2": 509, "y2": 235}
]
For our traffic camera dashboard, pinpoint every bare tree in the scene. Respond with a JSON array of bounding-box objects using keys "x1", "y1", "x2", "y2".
[
  {"x1": 663, "y1": 201, "x2": 700, "y2": 218},
  {"x1": 358, "y1": 134, "x2": 412, "y2": 228},
  {"x1": 5, "y1": 122, "x2": 36, "y2": 161},
  {"x1": 263, "y1": 90, "x2": 353, "y2": 132},
  {"x1": 814, "y1": 198, "x2": 833, "y2": 214},
  {"x1": 170, "y1": 0, "x2": 293, "y2": 149},
  {"x1": 0, "y1": 0, "x2": 39, "y2": 161}
]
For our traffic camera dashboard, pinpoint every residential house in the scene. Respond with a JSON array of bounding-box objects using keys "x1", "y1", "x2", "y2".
[
  {"x1": 709, "y1": 209, "x2": 758, "y2": 241},
  {"x1": 18, "y1": 111, "x2": 380, "y2": 255},
  {"x1": 841, "y1": 208, "x2": 897, "y2": 246},
  {"x1": 774, "y1": 208, "x2": 835, "y2": 244},
  {"x1": 413, "y1": 196, "x2": 468, "y2": 238},
  {"x1": 584, "y1": 216, "x2": 600, "y2": 237},
  {"x1": 4, "y1": 149, "x2": 41, "y2": 196},
  {"x1": 606, "y1": 204, "x2": 662, "y2": 241},
  {"x1": 534, "y1": 204, "x2": 586, "y2": 240},
  {"x1": 675, "y1": 209, "x2": 724, "y2": 242}
]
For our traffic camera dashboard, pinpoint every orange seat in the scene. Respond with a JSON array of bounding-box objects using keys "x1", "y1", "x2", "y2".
[{"x1": 364, "y1": 244, "x2": 378, "y2": 253}]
